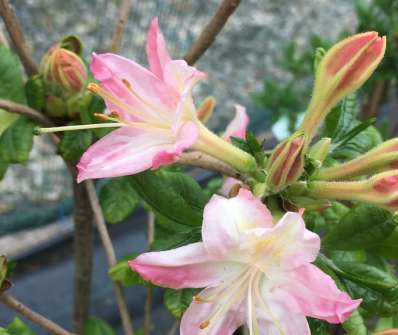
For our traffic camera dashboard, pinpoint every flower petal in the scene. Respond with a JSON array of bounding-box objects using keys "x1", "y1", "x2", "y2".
[
  {"x1": 91, "y1": 53, "x2": 179, "y2": 111},
  {"x1": 77, "y1": 126, "x2": 176, "y2": 182},
  {"x1": 202, "y1": 189, "x2": 274, "y2": 258},
  {"x1": 223, "y1": 104, "x2": 249, "y2": 141},
  {"x1": 129, "y1": 242, "x2": 243, "y2": 289},
  {"x1": 254, "y1": 212, "x2": 320, "y2": 270},
  {"x1": 146, "y1": 17, "x2": 172, "y2": 79},
  {"x1": 163, "y1": 59, "x2": 207, "y2": 94},
  {"x1": 284, "y1": 263, "x2": 362, "y2": 323},
  {"x1": 152, "y1": 121, "x2": 199, "y2": 169},
  {"x1": 180, "y1": 287, "x2": 245, "y2": 335}
]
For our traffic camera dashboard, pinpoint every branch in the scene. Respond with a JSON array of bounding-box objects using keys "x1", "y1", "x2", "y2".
[
  {"x1": 0, "y1": 0, "x2": 38, "y2": 75},
  {"x1": 84, "y1": 180, "x2": 135, "y2": 335},
  {"x1": 109, "y1": 0, "x2": 132, "y2": 53},
  {"x1": 178, "y1": 151, "x2": 242, "y2": 179},
  {"x1": 72, "y1": 182, "x2": 93, "y2": 335},
  {"x1": 183, "y1": 0, "x2": 241, "y2": 65},
  {"x1": 166, "y1": 320, "x2": 179, "y2": 335},
  {"x1": 0, "y1": 292, "x2": 75, "y2": 335}
]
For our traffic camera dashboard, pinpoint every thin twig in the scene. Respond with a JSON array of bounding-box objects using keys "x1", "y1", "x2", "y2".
[
  {"x1": 166, "y1": 320, "x2": 179, "y2": 335},
  {"x1": 0, "y1": 0, "x2": 38, "y2": 75},
  {"x1": 143, "y1": 211, "x2": 155, "y2": 335},
  {"x1": 0, "y1": 98, "x2": 60, "y2": 145},
  {"x1": 84, "y1": 180, "x2": 135, "y2": 335},
  {"x1": 0, "y1": 292, "x2": 75, "y2": 335},
  {"x1": 109, "y1": 0, "x2": 132, "y2": 53},
  {"x1": 183, "y1": 0, "x2": 241, "y2": 65},
  {"x1": 178, "y1": 151, "x2": 242, "y2": 179}
]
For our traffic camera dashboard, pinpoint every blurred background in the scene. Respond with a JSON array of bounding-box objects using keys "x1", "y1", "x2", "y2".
[{"x1": 0, "y1": 0, "x2": 365, "y2": 333}]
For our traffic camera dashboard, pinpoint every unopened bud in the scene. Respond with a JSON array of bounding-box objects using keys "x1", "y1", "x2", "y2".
[
  {"x1": 307, "y1": 170, "x2": 398, "y2": 211},
  {"x1": 317, "y1": 138, "x2": 398, "y2": 180},
  {"x1": 308, "y1": 137, "x2": 331, "y2": 166},
  {"x1": 40, "y1": 44, "x2": 87, "y2": 94},
  {"x1": 266, "y1": 132, "x2": 306, "y2": 192},
  {"x1": 300, "y1": 32, "x2": 386, "y2": 140}
]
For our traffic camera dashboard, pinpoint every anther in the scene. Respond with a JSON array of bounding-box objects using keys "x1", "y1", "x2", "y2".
[
  {"x1": 193, "y1": 295, "x2": 203, "y2": 304},
  {"x1": 87, "y1": 83, "x2": 100, "y2": 93},
  {"x1": 199, "y1": 320, "x2": 210, "y2": 329},
  {"x1": 122, "y1": 78, "x2": 132, "y2": 90}
]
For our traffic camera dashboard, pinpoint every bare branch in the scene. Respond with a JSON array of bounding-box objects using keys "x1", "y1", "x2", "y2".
[
  {"x1": 0, "y1": 0, "x2": 38, "y2": 75},
  {"x1": 0, "y1": 292, "x2": 75, "y2": 335},
  {"x1": 166, "y1": 320, "x2": 179, "y2": 335},
  {"x1": 178, "y1": 151, "x2": 242, "y2": 179},
  {"x1": 143, "y1": 211, "x2": 155, "y2": 335},
  {"x1": 110, "y1": 0, "x2": 132, "y2": 53},
  {"x1": 183, "y1": 0, "x2": 241, "y2": 65},
  {"x1": 72, "y1": 182, "x2": 93, "y2": 335},
  {"x1": 84, "y1": 180, "x2": 135, "y2": 335}
]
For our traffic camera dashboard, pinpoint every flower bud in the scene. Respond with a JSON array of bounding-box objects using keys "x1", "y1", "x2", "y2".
[
  {"x1": 317, "y1": 138, "x2": 398, "y2": 180},
  {"x1": 266, "y1": 132, "x2": 306, "y2": 192},
  {"x1": 300, "y1": 32, "x2": 386, "y2": 140},
  {"x1": 307, "y1": 170, "x2": 398, "y2": 211},
  {"x1": 40, "y1": 45, "x2": 87, "y2": 94},
  {"x1": 308, "y1": 137, "x2": 331, "y2": 166}
]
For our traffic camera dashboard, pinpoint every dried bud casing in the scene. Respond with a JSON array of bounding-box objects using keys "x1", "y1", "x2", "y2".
[
  {"x1": 300, "y1": 32, "x2": 386, "y2": 140},
  {"x1": 266, "y1": 132, "x2": 306, "y2": 192}
]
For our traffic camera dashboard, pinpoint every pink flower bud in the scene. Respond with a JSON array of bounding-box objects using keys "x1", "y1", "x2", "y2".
[
  {"x1": 266, "y1": 132, "x2": 306, "y2": 192},
  {"x1": 317, "y1": 138, "x2": 398, "y2": 180},
  {"x1": 40, "y1": 45, "x2": 87, "y2": 94},
  {"x1": 300, "y1": 32, "x2": 386, "y2": 140},
  {"x1": 307, "y1": 170, "x2": 398, "y2": 211}
]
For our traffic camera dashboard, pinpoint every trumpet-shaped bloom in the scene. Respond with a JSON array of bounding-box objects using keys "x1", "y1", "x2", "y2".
[
  {"x1": 129, "y1": 189, "x2": 361, "y2": 334},
  {"x1": 77, "y1": 18, "x2": 255, "y2": 182}
]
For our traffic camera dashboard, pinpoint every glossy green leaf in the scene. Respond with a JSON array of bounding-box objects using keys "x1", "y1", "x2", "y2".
[
  {"x1": 6, "y1": 318, "x2": 36, "y2": 335},
  {"x1": 371, "y1": 227, "x2": 398, "y2": 259},
  {"x1": 164, "y1": 288, "x2": 199, "y2": 318},
  {"x1": 342, "y1": 310, "x2": 367, "y2": 335},
  {"x1": 99, "y1": 177, "x2": 140, "y2": 224},
  {"x1": 332, "y1": 93, "x2": 358, "y2": 142},
  {"x1": 307, "y1": 318, "x2": 330, "y2": 335},
  {"x1": 108, "y1": 253, "x2": 150, "y2": 287},
  {"x1": 0, "y1": 117, "x2": 35, "y2": 164},
  {"x1": 129, "y1": 170, "x2": 208, "y2": 227},
  {"x1": 0, "y1": 109, "x2": 18, "y2": 136},
  {"x1": 0, "y1": 46, "x2": 26, "y2": 104},
  {"x1": 0, "y1": 328, "x2": 10, "y2": 335},
  {"x1": 84, "y1": 317, "x2": 115, "y2": 335},
  {"x1": 323, "y1": 204, "x2": 395, "y2": 250},
  {"x1": 58, "y1": 121, "x2": 92, "y2": 162}
]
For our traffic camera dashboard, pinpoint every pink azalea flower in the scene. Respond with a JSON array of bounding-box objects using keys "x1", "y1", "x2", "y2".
[
  {"x1": 77, "y1": 18, "x2": 255, "y2": 182},
  {"x1": 129, "y1": 189, "x2": 361, "y2": 334}
]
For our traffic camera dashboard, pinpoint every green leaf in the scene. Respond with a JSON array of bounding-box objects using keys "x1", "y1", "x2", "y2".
[
  {"x1": 308, "y1": 318, "x2": 330, "y2": 335},
  {"x1": 0, "y1": 159, "x2": 8, "y2": 180},
  {"x1": 129, "y1": 170, "x2": 208, "y2": 227},
  {"x1": 323, "y1": 204, "x2": 395, "y2": 250},
  {"x1": 0, "y1": 328, "x2": 10, "y2": 335},
  {"x1": 0, "y1": 255, "x2": 7, "y2": 284},
  {"x1": 0, "y1": 46, "x2": 26, "y2": 104},
  {"x1": 6, "y1": 318, "x2": 36, "y2": 335},
  {"x1": 371, "y1": 227, "x2": 398, "y2": 259},
  {"x1": 0, "y1": 117, "x2": 35, "y2": 164},
  {"x1": 99, "y1": 177, "x2": 140, "y2": 224},
  {"x1": 25, "y1": 76, "x2": 45, "y2": 111},
  {"x1": 58, "y1": 122, "x2": 93, "y2": 162},
  {"x1": 108, "y1": 253, "x2": 150, "y2": 287},
  {"x1": 164, "y1": 288, "x2": 199, "y2": 318},
  {"x1": 0, "y1": 109, "x2": 18, "y2": 136},
  {"x1": 152, "y1": 214, "x2": 201, "y2": 251},
  {"x1": 332, "y1": 94, "x2": 358, "y2": 141},
  {"x1": 84, "y1": 317, "x2": 115, "y2": 335}
]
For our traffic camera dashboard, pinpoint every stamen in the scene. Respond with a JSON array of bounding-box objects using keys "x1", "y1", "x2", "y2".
[
  {"x1": 37, "y1": 123, "x2": 124, "y2": 134},
  {"x1": 122, "y1": 78, "x2": 132, "y2": 90},
  {"x1": 193, "y1": 295, "x2": 204, "y2": 304},
  {"x1": 199, "y1": 321, "x2": 210, "y2": 329},
  {"x1": 94, "y1": 113, "x2": 121, "y2": 123}
]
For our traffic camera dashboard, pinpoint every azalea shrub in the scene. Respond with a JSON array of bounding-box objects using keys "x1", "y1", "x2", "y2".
[{"x1": 1, "y1": 7, "x2": 398, "y2": 335}]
